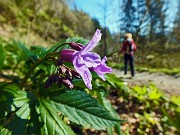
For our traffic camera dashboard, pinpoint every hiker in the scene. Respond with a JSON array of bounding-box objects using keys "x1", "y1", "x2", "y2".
[{"x1": 120, "y1": 33, "x2": 137, "y2": 77}]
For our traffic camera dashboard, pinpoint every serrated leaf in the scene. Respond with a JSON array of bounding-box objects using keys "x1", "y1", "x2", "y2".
[
  {"x1": 97, "y1": 92, "x2": 122, "y2": 135},
  {"x1": 1, "y1": 84, "x2": 75, "y2": 135},
  {"x1": 65, "y1": 37, "x2": 89, "y2": 45},
  {"x1": 26, "y1": 100, "x2": 41, "y2": 135},
  {"x1": 0, "y1": 84, "x2": 31, "y2": 126},
  {"x1": 1, "y1": 103, "x2": 31, "y2": 135},
  {"x1": 48, "y1": 90, "x2": 120, "y2": 130},
  {"x1": 38, "y1": 99, "x2": 75, "y2": 135},
  {"x1": 3, "y1": 84, "x2": 31, "y2": 108}
]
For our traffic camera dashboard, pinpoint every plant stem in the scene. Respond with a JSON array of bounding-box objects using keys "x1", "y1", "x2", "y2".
[
  {"x1": 21, "y1": 42, "x2": 69, "y2": 88},
  {"x1": 53, "y1": 42, "x2": 70, "y2": 52},
  {"x1": 21, "y1": 57, "x2": 46, "y2": 88}
]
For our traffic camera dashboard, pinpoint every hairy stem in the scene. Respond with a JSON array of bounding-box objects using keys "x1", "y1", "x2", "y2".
[
  {"x1": 21, "y1": 57, "x2": 46, "y2": 88},
  {"x1": 21, "y1": 42, "x2": 70, "y2": 88},
  {"x1": 53, "y1": 42, "x2": 70, "y2": 52}
]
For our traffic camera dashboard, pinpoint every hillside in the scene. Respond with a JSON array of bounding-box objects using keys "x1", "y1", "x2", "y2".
[{"x1": 0, "y1": 0, "x2": 96, "y2": 46}]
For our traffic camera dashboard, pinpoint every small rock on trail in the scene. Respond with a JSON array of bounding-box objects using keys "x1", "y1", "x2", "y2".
[{"x1": 112, "y1": 69, "x2": 180, "y2": 96}]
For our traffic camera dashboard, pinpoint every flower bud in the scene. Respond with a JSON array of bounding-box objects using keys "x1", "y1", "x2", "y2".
[
  {"x1": 69, "y1": 42, "x2": 84, "y2": 51},
  {"x1": 59, "y1": 66, "x2": 67, "y2": 74},
  {"x1": 60, "y1": 49, "x2": 75, "y2": 62},
  {"x1": 56, "y1": 59, "x2": 63, "y2": 66},
  {"x1": 45, "y1": 75, "x2": 53, "y2": 88},
  {"x1": 59, "y1": 76, "x2": 74, "y2": 89},
  {"x1": 52, "y1": 72, "x2": 59, "y2": 83},
  {"x1": 71, "y1": 69, "x2": 81, "y2": 79},
  {"x1": 65, "y1": 70, "x2": 73, "y2": 80}
]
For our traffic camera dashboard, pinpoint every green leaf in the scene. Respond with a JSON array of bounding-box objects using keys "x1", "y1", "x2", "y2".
[
  {"x1": 30, "y1": 46, "x2": 48, "y2": 58},
  {"x1": 105, "y1": 74, "x2": 124, "y2": 88},
  {"x1": 133, "y1": 86, "x2": 146, "y2": 95},
  {"x1": 114, "y1": 123, "x2": 122, "y2": 135},
  {"x1": 171, "y1": 96, "x2": 180, "y2": 106},
  {"x1": 73, "y1": 72, "x2": 103, "y2": 90},
  {"x1": 38, "y1": 99, "x2": 75, "y2": 135},
  {"x1": 0, "y1": 45, "x2": 5, "y2": 69},
  {"x1": 3, "y1": 84, "x2": 31, "y2": 109},
  {"x1": 13, "y1": 40, "x2": 32, "y2": 60},
  {"x1": 49, "y1": 90, "x2": 120, "y2": 130},
  {"x1": 72, "y1": 78, "x2": 86, "y2": 88},
  {"x1": 0, "y1": 84, "x2": 31, "y2": 125},
  {"x1": 65, "y1": 37, "x2": 89, "y2": 45},
  {"x1": 0, "y1": 84, "x2": 75, "y2": 135},
  {"x1": 26, "y1": 100, "x2": 41, "y2": 135},
  {"x1": 107, "y1": 127, "x2": 113, "y2": 135},
  {"x1": 168, "y1": 111, "x2": 180, "y2": 132},
  {"x1": 1, "y1": 103, "x2": 31, "y2": 135},
  {"x1": 97, "y1": 92, "x2": 122, "y2": 135},
  {"x1": 148, "y1": 88, "x2": 161, "y2": 100}
]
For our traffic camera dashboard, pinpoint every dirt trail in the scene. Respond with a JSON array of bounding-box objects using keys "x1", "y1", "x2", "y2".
[{"x1": 112, "y1": 69, "x2": 180, "y2": 96}]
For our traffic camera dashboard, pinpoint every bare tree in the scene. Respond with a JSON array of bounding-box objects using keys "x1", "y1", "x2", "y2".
[
  {"x1": 172, "y1": 0, "x2": 180, "y2": 45},
  {"x1": 102, "y1": 0, "x2": 108, "y2": 56}
]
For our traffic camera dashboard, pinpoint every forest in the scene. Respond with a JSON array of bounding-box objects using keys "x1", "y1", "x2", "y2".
[{"x1": 0, "y1": 0, "x2": 180, "y2": 135}]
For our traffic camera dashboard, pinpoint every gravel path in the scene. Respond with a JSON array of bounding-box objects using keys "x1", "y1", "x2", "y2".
[{"x1": 112, "y1": 69, "x2": 180, "y2": 96}]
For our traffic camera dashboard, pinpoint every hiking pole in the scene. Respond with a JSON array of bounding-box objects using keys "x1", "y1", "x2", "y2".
[
  {"x1": 106, "y1": 50, "x2": 123, "y2": 68},
  {"x1": 106, "y1": 50, "x2": 119, "y2": 57}
]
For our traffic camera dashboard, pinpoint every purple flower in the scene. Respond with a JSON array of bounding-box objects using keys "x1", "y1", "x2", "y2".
[
  {"x1": 92, "y1": 56, "x2": 112, "y2": 81},
  {"x1": 60, "y1": 29, "x2": 112, "y2": 89}
]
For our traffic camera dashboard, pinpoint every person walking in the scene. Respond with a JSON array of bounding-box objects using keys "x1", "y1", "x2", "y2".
[{"x1": 120, "y1": 33, "x2": 137, "y2": 77}]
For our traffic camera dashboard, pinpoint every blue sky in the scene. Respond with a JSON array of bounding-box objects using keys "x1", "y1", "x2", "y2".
[
  {"x1": 67, "y1": 0, "x2": 106, "y2": 19},
  {"x1": 67, "y1": 0, "x2": 120, "y2": 33},
  {"x1": 67, "y1": 0, "x2": 179, "y2": 34}
]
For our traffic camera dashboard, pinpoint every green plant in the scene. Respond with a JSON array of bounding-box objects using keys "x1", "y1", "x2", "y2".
[{"x1": 0, "y1": 36, "x2": 122, "y2": 135}]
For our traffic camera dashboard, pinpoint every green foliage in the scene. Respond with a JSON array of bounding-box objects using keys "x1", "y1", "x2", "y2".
[
  {"x1": 101, "y1": 73, "x2": 180, "y2": 134},
  {"x1": 0, "y1": 38, "x2": 122, "y2": 135},
  {"x1": 0, "y1": 37, "x2": 180, "y2": 134},
  {"x1": 0, "y1": 84, "x2": 75, "y2": 135},
  {"x1": 0, "y1": 44, "x2": 5, "y2": 69},
  {"x1": 131, "y1": 84, "x2": 162, "y2": 101},
  {"x1": 168, "y1": 96, "x2": 180, "y2": 132},
  {"x1": 136, "y1": 67, "x2": 180, "y2": 76},
  {"x1": 48, "y1": 90, "x2": 120, "y2": 129}
]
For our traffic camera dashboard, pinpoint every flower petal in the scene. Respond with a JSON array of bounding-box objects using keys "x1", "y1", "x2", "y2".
[
  {"x1": 73, "y1": 55, "x2": 92, "y2": 89},
  {"x1": 81, "y1": 29, "x2": 102, "y2": 54},
  {"x1": 82, "y1": 52, "x2": 101, "y2": 68},
  {"x1": 92, "y1": 56, "x2": 112, "y2": 81}
]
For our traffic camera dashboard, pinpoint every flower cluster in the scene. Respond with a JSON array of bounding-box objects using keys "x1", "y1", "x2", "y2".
[
  {"x1": 61, "y1": 29, "x2": 112, "y2": 89},
  {"x1": 45, "y1": 29, "x2": 112, "y2": 89},
  {"x1": 45, "y1": 64, "x2": 81, "y2": 89}
]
